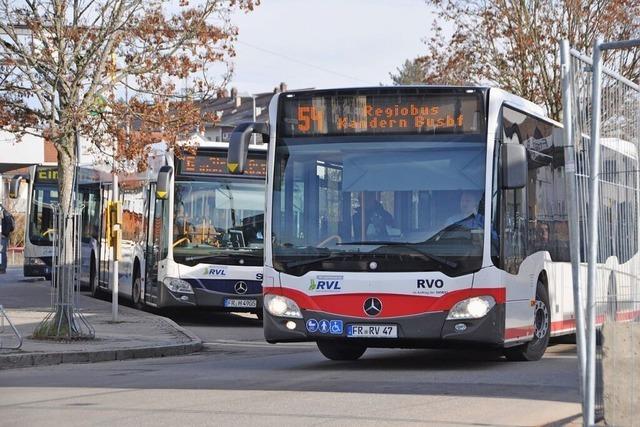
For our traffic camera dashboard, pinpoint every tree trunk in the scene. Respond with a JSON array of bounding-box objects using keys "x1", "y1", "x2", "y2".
[
  {"x1": 34, "y1": 134, "x2": 82, "y2": 338},
  {"x1": 55, "y1": 137, "x2": 78, "y2": 334}
]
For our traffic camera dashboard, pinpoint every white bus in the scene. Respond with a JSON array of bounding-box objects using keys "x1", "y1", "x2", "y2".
[
  {"x1": 228, "y1": 86, "x2": 640, "y2": 361},
  {"x1": 9, "y1": 165, "x2": 58, "y2": 279},
  {"x1": 80, "y1": 142, "x2": 267, "y2": 314}
]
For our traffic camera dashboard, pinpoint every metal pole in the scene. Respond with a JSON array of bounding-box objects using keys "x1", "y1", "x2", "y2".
[
  {"x1": 560, "y1": 39, "x2": 587, "y2": 407},
  {"x1": 252, "y1": 95, "x2": 257, "y2": 145},
  {"x1": 585, "y1": 38, "x2": 604, "y2": 426},
  {"x1": 112, "y1": 171, "x2": 118, "y2": 322}
]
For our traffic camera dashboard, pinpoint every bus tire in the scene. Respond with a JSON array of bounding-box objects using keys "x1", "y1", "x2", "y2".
[
  {"x1": 317, "y1": 341, "x2": 366, "y2": 361},
  {"x1": 504, "y1": 280, "x2": 550, "y2": 362},
  {"x1": 90, "y1": 258, "x2": 102, "y2": 298},
  {"x1": 132, "y1": 266, "x2": 144, "y2": 311}
]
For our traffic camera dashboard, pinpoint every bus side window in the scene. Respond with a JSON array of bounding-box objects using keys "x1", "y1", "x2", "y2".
[{"x1": 500, "y1": 107, "x2": 528, "y2": 274}]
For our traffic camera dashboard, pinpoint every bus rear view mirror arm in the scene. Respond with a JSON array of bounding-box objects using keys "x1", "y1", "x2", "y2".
[
  {"x1": 501, "y1": 144, "x2": 527, "y2": 189},
  {"x1": 228, "y1": 122, "x2": 270, "y2": 175}
]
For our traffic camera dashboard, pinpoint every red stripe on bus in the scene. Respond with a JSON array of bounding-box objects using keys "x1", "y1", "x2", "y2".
[
  {"x1": 505, "y1": 326, "x2": 535, "y2": 340},
  {"x1": 615, "y1": 310, "x2": 640, "y2": 322},
  {"x1": 549, "y1": 310, "x2": 640, "y2": 333},
  {"x1": 509, "y1": 310, "x2": 640, "y2": 340},
  {"x1": 263, "y1": 287, "x2": 506, "y2": 318}
]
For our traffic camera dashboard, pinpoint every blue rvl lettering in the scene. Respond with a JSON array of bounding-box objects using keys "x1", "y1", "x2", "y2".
[
  {"x1": 317, "y1": 280, "x2": 341, "y2": 290},
  {"x1": 327, "y1": 281, "x2": 341, "y2": 290}
]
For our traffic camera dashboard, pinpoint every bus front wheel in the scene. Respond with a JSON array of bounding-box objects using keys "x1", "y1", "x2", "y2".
[
  {"x1": 90, "y1": 259, "x2": 102, "y2": 298},
  {"x1": 317, "y1": 341, "x2": 366, "y2": 361},
  {"x1": 132, "y1": 272, "x2": 144, "y2": 311},
  {"x1": 504, "y1": 280, "x2": 550, "y2": 362}
]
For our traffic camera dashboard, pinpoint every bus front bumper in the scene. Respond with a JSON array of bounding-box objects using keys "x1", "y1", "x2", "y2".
[
  {"x1": 24, "y1": 257, "x2": 52, "y2": 278},
  {"x1": 159, "y1": 285, "x2": 263, "y2": 312},
  {"x1": 263, "y1": 304, "x2": 505, "y2": 347}
]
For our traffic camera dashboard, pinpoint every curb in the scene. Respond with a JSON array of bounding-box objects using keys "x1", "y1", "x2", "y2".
[
  {"x1": 0, "y1": 314, "x2": 203, "y2": 370},
  {"x1": 540, "y1": 412, "x2": 583, "y2": 426}
]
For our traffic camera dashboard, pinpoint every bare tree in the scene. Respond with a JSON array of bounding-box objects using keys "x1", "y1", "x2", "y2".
[
  {"x1": 0, "y1": 0, "x2": 258, "y2": 335},
  {"x1": 404, "y1": 0, "x2": 640, "y2": 120}
]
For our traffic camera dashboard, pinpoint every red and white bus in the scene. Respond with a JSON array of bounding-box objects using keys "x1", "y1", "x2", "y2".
[{"x1": 228, "y1": 86, "x2": 638, "y2": 361}]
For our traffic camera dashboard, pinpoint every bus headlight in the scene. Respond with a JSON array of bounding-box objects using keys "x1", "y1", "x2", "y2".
[
  {"x1": 163, "y1": 278, "x2": 194, "y2": 294},
  {"x1": 264, "y1": 294, "x2": 302, "y2": 318},
  {"x1": 447, "y1": 296, "x2": 495, "y2": 320},
  {"x1": 27, "y1": 258, "x2": 46, "y2": 266}
]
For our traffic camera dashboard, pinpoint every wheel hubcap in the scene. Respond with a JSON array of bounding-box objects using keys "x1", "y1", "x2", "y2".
[{"x1": 534, "y1": 300, "x2": 549, "y2": 339}]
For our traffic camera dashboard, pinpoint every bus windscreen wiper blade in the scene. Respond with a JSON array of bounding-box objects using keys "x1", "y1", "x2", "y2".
[
  {"x1": 284, "y1": 255, "x2": 337, "y2": 268},
  {"x1": 340, "y1": 241, "x2": 457, "y2": 269},
  {"x1": 184, "y1": 251, "x2": 261, "y2": 262}
]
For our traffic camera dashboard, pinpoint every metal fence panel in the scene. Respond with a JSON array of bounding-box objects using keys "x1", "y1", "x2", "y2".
[{"x1": 562, "y1": 39, "x2": 640, "y2": 426}]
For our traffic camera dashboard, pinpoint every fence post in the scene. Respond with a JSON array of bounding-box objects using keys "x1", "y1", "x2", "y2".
[
  {"x1": 585, "y1": 37, "x2": 604, "y2": 426},
  {"x1": 560, "y1": 39, "x2": 587, "y2": 413}
]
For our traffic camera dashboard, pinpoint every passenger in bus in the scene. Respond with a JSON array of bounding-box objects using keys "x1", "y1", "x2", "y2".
[
  {"x1": 352, "y1": 192, "x2": 394, "y2": 241},
  {"x1": 534, "y1": 222, "x2": 551, "y2": 252}
]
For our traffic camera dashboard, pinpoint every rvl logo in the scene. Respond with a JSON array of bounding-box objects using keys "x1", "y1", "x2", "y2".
[
  {"x1": 417, "y1": 279, "x2": 444, "y2": 289},
  {"x1": 309, "y1": 279, "x2": 342, "y2": 291},
  {"x1": 204, "y1": 267, "x2": 227, "y2": 276}
]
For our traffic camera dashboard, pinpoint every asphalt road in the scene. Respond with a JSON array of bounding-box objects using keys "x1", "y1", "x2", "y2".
[{"x1": 0, "y1": 301, "x2": 582, "y2": 426}]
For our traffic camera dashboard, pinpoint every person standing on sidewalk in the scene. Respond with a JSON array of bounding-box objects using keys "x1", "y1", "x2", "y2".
[{"x1": 0, "y1": 204, "x2": 15, "y2": 274}]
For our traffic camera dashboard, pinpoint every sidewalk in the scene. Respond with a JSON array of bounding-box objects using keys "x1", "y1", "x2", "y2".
[{"x1": 0, "y1": 267, "x2": 201, "y2": 369}]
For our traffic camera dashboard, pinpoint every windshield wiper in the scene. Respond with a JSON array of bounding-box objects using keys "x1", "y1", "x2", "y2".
[
  {"x1": 182, "y1": 250, "x2": 261, "y2": 263},
  {"x1": 283, "y1": 254, "x2": 338, "y2": 269},
  {"x1": 340, "y1": 241, "x2": 458, "y2": 269}
]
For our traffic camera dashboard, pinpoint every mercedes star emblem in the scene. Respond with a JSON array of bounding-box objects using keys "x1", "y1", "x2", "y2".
[
  {"x1": 234, "y1": 281, "x2": 248, "y2": 295},
  {"x1": 363, "y1": 297, "x2": 382, "y2": 317}
]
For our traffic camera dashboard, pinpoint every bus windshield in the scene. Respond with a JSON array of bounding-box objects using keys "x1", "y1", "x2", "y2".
[
  {"x1": 172, "y1": 178, "x2": 265, "y2": 264},
  {"x1": 29, "y1": 184, "x2": 58, "y2": 246},
  {"x1": 272, "y1": 139, "x2": 488, "y2": 276}
]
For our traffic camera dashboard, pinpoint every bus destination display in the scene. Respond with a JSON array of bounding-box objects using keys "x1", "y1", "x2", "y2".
[
  {"x1": 180, "y1": 152, "x2": 266, "y2": 177},
  {"x1": 36, "y1": 167, "x2": 58, "y2": 183},
  {"x1": 280, "y1": 93, "x2": 484, "y2": 137}
]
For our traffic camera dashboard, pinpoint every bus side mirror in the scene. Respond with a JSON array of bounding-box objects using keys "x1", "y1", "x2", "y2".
[
  {"x1": 156, "y1": 166, "x2": 173, "y2": 200},
  {"x1": 228, "y1": 122, "x2": 270, "y2": 174},
  {"x1": 9, "y1": 175, "x2": 26, "y2": 199},
  {"x1": 501, "y1": 144, "x2": 527, "y2": 189}
]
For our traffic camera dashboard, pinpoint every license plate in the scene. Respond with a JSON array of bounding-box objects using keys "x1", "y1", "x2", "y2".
[
  {"x1": 224, "y1": 299, "x2": 257, "y2": 308},
  {"x1": 347, "y1": 324, "x2": 398, "y2": 338}
]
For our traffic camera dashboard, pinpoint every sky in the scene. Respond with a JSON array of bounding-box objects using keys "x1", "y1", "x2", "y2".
[{"x1": 229, "y1": 0, "x2": 436, "y2": 94}]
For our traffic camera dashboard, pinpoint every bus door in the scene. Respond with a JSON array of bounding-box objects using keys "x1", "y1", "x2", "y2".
[{"x1": 144, "y1": 184, "x2": 164, "y2": 305}]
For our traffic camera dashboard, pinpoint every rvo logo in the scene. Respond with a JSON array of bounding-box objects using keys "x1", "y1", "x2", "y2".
[
  {"x1": 309, "y1": 279, "x2": 342, "y2": 291},
  {"x1": 417, "y1": 279, "x2": 444, "y2": 289}
]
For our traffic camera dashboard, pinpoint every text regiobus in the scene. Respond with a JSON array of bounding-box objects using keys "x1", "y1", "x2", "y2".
[
  {"x1": 11, "y1": 142, "x2": 267, "y2": 314},
  {"x1": 229, "y1": 86, "x2": 639, "y2": 361}
]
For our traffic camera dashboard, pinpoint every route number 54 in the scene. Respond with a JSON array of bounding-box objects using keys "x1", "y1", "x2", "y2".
[{"x1": 297, "y1": 106, "x2": 323, "y2": 132}]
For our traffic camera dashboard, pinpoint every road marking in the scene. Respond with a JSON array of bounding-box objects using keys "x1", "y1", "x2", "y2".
[{"x1": 203, "y1": 339, "x2": 316, "y2": 350}]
